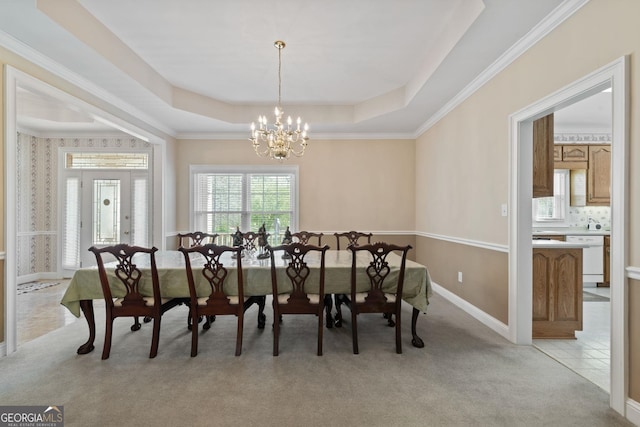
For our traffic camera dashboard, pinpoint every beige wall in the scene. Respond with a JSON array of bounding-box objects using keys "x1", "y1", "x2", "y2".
[
  {"x1": 416, "y1": 0, "x2": 640, "y2": 400},
  {"x1": 174, "y1": 138, "x2": 416, "y2": 235},
  {"x1": 1, "y1": 0, "x2": 639, "y2": 410}
]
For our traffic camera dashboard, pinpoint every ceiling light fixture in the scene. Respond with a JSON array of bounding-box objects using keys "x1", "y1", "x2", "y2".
[{"x1": 250, "y1": 41, "x2": 309, "y2": 160}]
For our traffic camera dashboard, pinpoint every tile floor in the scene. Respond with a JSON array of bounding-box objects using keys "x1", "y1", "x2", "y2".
[
  {"x1": 17, "y1": 280, "x2": 78, "y2": 345},
  {"x1": 16, "y1": 280, "x2": 612, "y2": 393},
  {"x1": 533, "y1": 286, "x2": 611, "y2": 392}
]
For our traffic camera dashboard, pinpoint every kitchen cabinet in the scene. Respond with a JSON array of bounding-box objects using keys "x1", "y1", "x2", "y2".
[
  {"x1": 602, "y1": 235, "x2": 610, "y2": 287},
  {"x1": 587, "y1": 145, "x2": 611, "y2": 205},
  {"x1": 554, "y1": 144, "x2": 588, "y2": 170},
  {"x1": 562, "y1": 145, "x2": 589, "y2": 161},
  {"x1": 532, "y1": 247, "x2": 583, "y2": 338},
  {"x1": 533, "y1": 114, "x2": 554, "y2": 198},
  {"x1": 553, "y1": 143, "x2": 611, "y2": 206}
]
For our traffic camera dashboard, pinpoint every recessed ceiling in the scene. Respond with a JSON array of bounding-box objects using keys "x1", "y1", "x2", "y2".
[{"x1": 0, "y1": 0, "x2": 589, "y2": 139}]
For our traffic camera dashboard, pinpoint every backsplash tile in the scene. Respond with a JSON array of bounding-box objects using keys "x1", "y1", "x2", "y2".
[{"x1": 567, "y1": 206, "x2": 610, "y2": 228}]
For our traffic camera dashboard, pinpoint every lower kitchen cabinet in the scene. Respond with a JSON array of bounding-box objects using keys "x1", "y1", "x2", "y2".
[{"x1": 532, "y1": 247, "x2": 583, "y2": 338}]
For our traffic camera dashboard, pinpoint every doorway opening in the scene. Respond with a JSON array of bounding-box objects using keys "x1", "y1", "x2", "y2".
[
  {"x1": 4, "y1": 66, "x2": 166, "y2": 355},
  {"x1": 531, "y1": 90, "x2": 613, "y2": 391},
  {"x1": 509, "y1": 56, "x2": 628, "y2": 413}
]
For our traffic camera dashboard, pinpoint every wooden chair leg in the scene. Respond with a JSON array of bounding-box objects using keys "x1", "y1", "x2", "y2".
[
  {"x1": 235, "y1": 313, "x2": 244, "y2": 357},
  {"x1": 149, "y1": 317, "x2": 161, "y2": 358},
  {"x1": 190, "y1": 312, "x2": 199, "y2": 357},
  {"x1": 318, "y1": 307, "x2": 324, "y2": 356},
  {"x1": 273, "y1": 306, "x2": 280, "y2": 356},
  {"x1": 351, "y1": 310, "x2": 359, "y2": 355},
  {"x1": 102, "y1": 317, "x2": 114, "y2": 360},
  {"x1": 323, "y1": 295, "x2": 333, "y2": 329},
  {"x1": 395, "y1": 311, "x2": 402, "y2": 354}
]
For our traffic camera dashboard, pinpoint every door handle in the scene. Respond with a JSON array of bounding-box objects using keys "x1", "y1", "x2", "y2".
[{"x1": 124, "y1": 231, "x2": 130, "y2": 235}]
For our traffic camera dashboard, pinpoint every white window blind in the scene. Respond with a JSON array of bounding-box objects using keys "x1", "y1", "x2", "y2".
[
  {"x1": 192, "y1": 167, "x2": 297, "y2": 245},
  {"x1": 533, "y1": 169, "x2": 568, "y2": 223},
  {"x1": 131, "y1": 176, "x2": 149, "y2": 246},
  {"x1": 62, "y1": 176, "x2": 81, "y2": 269}
]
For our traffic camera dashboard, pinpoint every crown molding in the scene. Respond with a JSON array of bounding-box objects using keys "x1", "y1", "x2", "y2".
[
  {"x1": 0, "y1": 29, "x2": 175, "y2": 137},
  {"x1": 176, "y1": 132, "x2": 416, "y2": 141},
  {"x1": 414, "y1": 0, "x2": 590, "y2": 138},
  {"x1": 554, "y1": 132, "x2": 612, "y2": 143}
]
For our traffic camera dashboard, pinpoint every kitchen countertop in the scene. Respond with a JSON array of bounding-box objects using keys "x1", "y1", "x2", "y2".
[
  {"x1": 532, "y1": 227, "x2": 610, "y2": 236},
  {"x1": 532, "y1": 239, "x2": 595, "y2": 249}
]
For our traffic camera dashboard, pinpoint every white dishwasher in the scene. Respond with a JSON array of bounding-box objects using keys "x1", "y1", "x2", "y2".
[{"x1": 565, "y1": 235, "x2": 604, "y2": 287}]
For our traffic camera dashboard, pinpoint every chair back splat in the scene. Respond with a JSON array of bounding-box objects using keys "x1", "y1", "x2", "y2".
[
  {"x1": 344, "y1": 242, "x2": 412, "y2": 354},
  {"x1": 89, "y1": 244, "x2": 179, "y2": 359},
  {"x1": 291, "y1": 231, "x2": 324, "y2": 245},
  {"x1": 268, "y1": 242, "x2": 329, "y2": 356},
  {"x1": 179, "y1": 244, "x2": 245, "y2": 356},
  {"x1": 333, "y1": 231, "x2": 372, "y2": 250},
  {"x1": 177, "y1": 231, "x2": 218, "y2": 248}
]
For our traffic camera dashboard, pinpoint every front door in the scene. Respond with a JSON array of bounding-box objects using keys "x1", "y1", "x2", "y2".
[{"x1": 80, "y1": 171, "x2": 132, "y2": 268}]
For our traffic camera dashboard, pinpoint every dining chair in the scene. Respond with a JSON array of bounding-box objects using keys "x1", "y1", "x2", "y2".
[
  {"x1": 337, "y1": 242, "x2": 412, "y2": 354},
  {"x1": 89, "y1": 244, "x2": 180, "y2": 359},
  {"x1": 331, "y1": 231, "x2": 373, "y2": 327},
  {"x1": 177, "y1": 231, "x2": 218, "y2": 248},
  {"x1": 242, "y1": 231, "x2": 260, "y2": 253},
  {"x1": 268, "y1": 242, "x2": 329, "y2": 356},
  {"x1": 179, "y1": 244, "x2": 246, "y2": 356},
  {"x1": 333, "y1": 231, "x2": 372, "y2": 250},
  {"x1": 291, "y1": 231, "x2": 324, "y2": 245}
]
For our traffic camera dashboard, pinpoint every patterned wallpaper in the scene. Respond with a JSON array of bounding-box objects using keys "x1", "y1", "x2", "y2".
[
  {"x1": 16, "y1": 133, "x2": 56, "y2": 277},
  {"x1": 15, "y1": 133, "x2": 148, "y2": 279}
]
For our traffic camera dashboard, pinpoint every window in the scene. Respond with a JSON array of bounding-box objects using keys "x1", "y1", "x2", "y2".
[
  {"x1": 191, "y1": 166, "x2": 298, "y2": 245},
  {"x1": 533, "y1": 169, "x2": 569, "y2": 224}
]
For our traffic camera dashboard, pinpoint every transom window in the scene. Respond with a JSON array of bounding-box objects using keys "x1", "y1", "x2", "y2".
[{"x1": 191, "y1": 165, "x2": 298, "y2": 246}]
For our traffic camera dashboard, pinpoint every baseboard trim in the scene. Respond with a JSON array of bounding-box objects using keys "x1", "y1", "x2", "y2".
[
  {"x1": 432, "y1": 282, "x2": 510, "y2": 341},
  {"x1": 0, "y1": 342, "x2": 6, "y2": 357},
  {"x1": 626, "y1": 398, "x2": 640, "y2": 426}
]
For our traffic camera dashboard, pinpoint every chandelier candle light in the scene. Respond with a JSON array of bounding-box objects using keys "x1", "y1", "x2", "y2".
[{"x1": 250, "y1": 41, "x2": 309, "y2": 160}]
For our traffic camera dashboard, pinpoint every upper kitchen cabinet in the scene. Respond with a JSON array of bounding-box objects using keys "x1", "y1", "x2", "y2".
[
  {"x1": 533, "y1": 113, "x2": 554, "y2": 198},
  {"x1": 554, "y1": 144, "x2": 588, "y2": 170},
  {"x1": 562, "y1": 145, "x2": 588, "y2": 161},
  {"x1": 587, "y1": 145, "x2": 611, "y2": 205}
]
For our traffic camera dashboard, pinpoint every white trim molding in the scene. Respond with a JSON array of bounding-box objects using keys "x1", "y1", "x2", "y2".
[
  {"x1": 626, "y1": 266, "x2": 640, "y2": 281},
  {"x1": 416, "y1": 0, "x2": 590, "y2": 136},
  {"x1": 431, "y1": 282, "x2": 510, "y2": 340},
  {"x1": 417, "y1": 232, "x2": 509, "y2": 253},
  {"x1": 510, "y1": 56, "x2": 629, "y2": 416},
  {"x1": 627, "y1": 398, "x2": 640, "y2": 426}
]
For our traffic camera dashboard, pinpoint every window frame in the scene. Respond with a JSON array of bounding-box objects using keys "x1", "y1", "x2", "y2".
[
  {"x1": 532, "y1": 168, "x2": 570, "y2": 226},
  {"x1": 189, "y1": 164, "x2": 299, "y2": 241}
]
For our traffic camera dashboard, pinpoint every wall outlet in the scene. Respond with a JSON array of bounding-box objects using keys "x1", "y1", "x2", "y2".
[{"x1": 458, "y1": 271, "x2": 463, "y2": 283}]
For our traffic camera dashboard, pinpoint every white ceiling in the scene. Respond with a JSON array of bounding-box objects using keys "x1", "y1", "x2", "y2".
[{"x1": 0, "y1": 0, "x2": 606, "y2": 139}]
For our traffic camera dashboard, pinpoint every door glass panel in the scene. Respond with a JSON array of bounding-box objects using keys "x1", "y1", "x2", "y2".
[{"x1": 93, "y1": 179, "x2": 121, "y2": 245}]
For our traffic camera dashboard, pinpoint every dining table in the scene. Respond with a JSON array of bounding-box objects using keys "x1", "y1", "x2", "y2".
[{"x1": 60, "y1": 249, "x2": 432, "y2": 354}]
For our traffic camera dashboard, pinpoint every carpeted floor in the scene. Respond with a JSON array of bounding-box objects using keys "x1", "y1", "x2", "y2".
[{"x1": 0, "y1": 293, "x2": 633, "y2": 427}]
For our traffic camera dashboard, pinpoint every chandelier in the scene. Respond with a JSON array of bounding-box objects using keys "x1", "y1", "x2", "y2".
[{"x1": 250, "y1": 41, "x2": 309, "y2": 160}]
